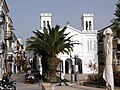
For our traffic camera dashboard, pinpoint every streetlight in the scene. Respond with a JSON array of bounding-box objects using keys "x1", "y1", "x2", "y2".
[
  {"x1": 70, "y1": 54, "x2": 74, "y2": 83},
  {"x1": 70, "y1": 54, "x2": 78, "y2": 83}
]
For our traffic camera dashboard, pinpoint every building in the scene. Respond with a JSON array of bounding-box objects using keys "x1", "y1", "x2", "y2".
[
  {"x1": 16, "y1": 38, "x2": 25, "y2": 73},
  {"x1": 98, "y1": 24, "x2": 120, "y2": 73},
  {"x1": 5, "y1": 15, "x2": 15, "y2": 76},
  {"x1": 0, "y1": 0, "x2": 26, "y2": 78},
  {"x1": 0, "y1": 0, "x2": 9, "y2": 80},
  {"x1": 40, "y1": 13, "x2": 98, "y2": 74}
]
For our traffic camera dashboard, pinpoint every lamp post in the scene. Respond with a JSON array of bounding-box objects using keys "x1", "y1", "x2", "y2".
[
  {"x1": 70, "y1": 55, "x2": 74, "y2": 83},
  {"x1": 70, "y1": 54, "x2": 78, "y2": 83}
]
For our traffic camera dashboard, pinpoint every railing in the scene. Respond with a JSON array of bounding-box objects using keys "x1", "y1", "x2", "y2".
[
  {"x1": 117, "y1": 38, "x2": 120, "y2": 44},
  {"x1": 5, "y1": 54, "x2": 13, "y2": 62},
  {"x1": 0, "y1": 41, "x2": 5, "y2": 50},
  {"x1": 98, "y1": 39, "x2": 103, "y2": 43},
  {"x1": 97, "y1": 51, "x2": 103, "y2": 55},
  {"x1": 0, "y1": 11, "x2": 5, "y2": 23}
]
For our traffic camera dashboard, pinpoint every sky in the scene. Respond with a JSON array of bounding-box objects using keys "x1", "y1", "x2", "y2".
[{"x1": 6, "y1": 0, "x2": 117, "y2": 45}]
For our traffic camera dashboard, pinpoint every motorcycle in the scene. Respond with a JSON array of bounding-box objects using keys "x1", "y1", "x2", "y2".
[
  {"x1": 0, "y1": 74, "x2": 16, "y2": 90},
  {"x1": 0, "y1": 80, "x2": 16, "y2": 90}
]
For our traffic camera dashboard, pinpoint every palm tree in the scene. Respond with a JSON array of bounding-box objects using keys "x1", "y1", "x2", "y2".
[
  {"x1": 112, "y1": 0, "x2": 120, "y2": 37},
  {"x1": 26, "y1": 24, "x2": 78, "y2": 82}
]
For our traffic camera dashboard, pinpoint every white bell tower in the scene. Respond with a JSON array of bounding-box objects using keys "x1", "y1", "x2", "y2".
[
  {"x1": 81, "y1": 13, "x2": 94, "y2": 32},
  {"x1": 40, "y1": 13, "x2": 52, "y2": 29}
]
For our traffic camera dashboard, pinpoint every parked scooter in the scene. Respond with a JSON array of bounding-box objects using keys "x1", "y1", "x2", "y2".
[
  {"x1": 0, "y1": 85, "x2": 4, "y2": 90},
  {"x1": 0, "y1": 80, "x2": 16, "y2": 90},
  {"x1": 0, "y1": 73, "x2": 16, "y2": 90}
]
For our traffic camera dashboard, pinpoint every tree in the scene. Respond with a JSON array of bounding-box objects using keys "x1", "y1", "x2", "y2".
[
  {"x1": 26, "y1": 24, "x2": 77, "y2": 82},
  {"x1": 112, "y1": 0, "x2": 120, "y2": 37}
]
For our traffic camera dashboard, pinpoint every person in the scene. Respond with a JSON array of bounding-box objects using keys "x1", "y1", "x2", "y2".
[
  {"x1": 2, "y1": 73, "x2": 9, "y2": 83},
  {"x1": 59, "y1": 71, "x2": 68, "y2": 86},
  {"x1": 27, "y1": 69, "x2": 31, "y2": 75}
]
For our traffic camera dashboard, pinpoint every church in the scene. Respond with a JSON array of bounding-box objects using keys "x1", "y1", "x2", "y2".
[{"x1": 39, "y1": 13, "x2": 98, "y2": 74}]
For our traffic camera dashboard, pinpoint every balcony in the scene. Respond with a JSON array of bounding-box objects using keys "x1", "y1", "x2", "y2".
[
  {"x1": 116, "y1": 51, "x2": 120, "y2": 54},
  {"x1": 98, "y1": 39, "x2": 103, "y2": 43},
  {"x1": 0, "y1": 41, "x2": 5, "y2": 51},
  {"x1": 4, "y1": 31, "x2": 12, "y2": 40},
  {"x1": 97, "y1": 50, "x2": 103, "y2": 55},
  {"x1": 6, "y1": 54, "x2": 13, "y2": 62},
  {"x1": 0, "y1": 11, "x2": 5, "y2": 23},
  {"x1": 117, "y1": 38, "x2": 120, "y2": 44}
]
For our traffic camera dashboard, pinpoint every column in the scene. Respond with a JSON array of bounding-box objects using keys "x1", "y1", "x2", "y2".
[{"x1": 63, "y1": 60, "x2": 65, "y2": 74}]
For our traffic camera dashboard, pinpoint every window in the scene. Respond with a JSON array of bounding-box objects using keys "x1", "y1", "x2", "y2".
[
  {"x1": 43, "y1": 21, "x2": 46, "y2": 27},
  {"x1": 86, "y1": 21, "x2": 88, "y2": 30},
  {"x1": 89, "y1": 21, "x2": 91, "y2": 30},
  {"x1": 90, "y1": 39, "x2": 92, "y2": 51},
  {"x1": 87, "y1": 40, "x2": 89, "y2": 52},
  {"x1": 87, "y1": 39, "x2": 92, "y2": 52},
  {"x1": 47, "y1": 21, "x2": 49, "y2": 25},
  {"x1": 117, "y1": 44, "x2": 120, "y2": 51}
]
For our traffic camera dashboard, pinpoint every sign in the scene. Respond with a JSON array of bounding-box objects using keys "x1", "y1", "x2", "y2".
[{"x1": 74, "y1": 65, "x2": 78, "y2": 72}]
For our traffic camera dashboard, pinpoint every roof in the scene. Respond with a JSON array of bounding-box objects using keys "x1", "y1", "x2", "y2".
[
  {"x1": 66, "y1": 25, "x2": 81, "y2": 33},
  {"x1": 97, "y1": 24, "x2": 114, "y2": 33}
]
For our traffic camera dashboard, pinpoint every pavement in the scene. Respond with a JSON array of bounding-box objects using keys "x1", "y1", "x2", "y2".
[
  {"x1": 52, "y1": 84, "x2": 104, "y2": 90},
  {"x1": 10, "y1": 72, "x2": 106, "y2": 90},
  {"x1": 11, "y1": 73, "x2": 41, "y2": 90}
]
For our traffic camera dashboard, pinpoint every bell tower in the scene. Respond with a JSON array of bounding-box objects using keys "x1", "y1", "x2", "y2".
[
  {"x1": 81, "y1": 13, "x2": 94, "y2": 32},
  {"x1": 40, "y1": 13, "x2": 52, "y2": 29}
]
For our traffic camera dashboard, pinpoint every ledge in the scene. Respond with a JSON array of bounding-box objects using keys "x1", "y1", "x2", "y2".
[{"x1": 42, "y1": 83, "x2": 52, "y2": 90}]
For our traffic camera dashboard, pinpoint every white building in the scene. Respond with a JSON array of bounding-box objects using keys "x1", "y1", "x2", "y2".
[
  {"x1": 0, "y1": 0, "x2": 9, "y2": 80},
  {"x1": 40, "y1": 13, "x2": 98, "y2": 74}
]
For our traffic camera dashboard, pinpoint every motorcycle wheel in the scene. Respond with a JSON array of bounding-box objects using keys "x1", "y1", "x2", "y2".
[
  {"x1": 0, "y1": 86, "x2": 4, "y2": 90},
  {"x1": 8, "y1": 85, "x2": 16, "y2": 90}
]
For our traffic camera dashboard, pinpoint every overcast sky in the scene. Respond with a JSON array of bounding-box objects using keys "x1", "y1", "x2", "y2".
[{"x1": 6, "y1": 0, "x2": 117, "y2": 45}]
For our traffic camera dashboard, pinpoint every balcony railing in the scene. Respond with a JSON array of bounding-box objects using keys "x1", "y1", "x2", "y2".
[
  {"x1": 5, "y1": 54, "x2": 13, "y2": 62},
  {"x1": 118, "y1": 38, "x2": 120, "y2": 44},
  {"x1": 0, "y1": 41, "x2": 5, "y2": 51},
  {"x1": 98, "y1": 39, "x2": 103, "y2": 43},
  {"x1": 0, "y1": 11, "x2": 5, "y2": 23},
  {"x1": 97, "y1": 50, "x2": 103, "y2": 55}
]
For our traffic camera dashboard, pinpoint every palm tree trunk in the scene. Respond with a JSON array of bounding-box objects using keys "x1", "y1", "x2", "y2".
[{"x1": 41, "y1": 56, "x2": 59, "y2": 82}]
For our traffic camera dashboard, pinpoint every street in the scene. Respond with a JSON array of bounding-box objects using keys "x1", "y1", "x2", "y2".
[
  {"x1": 10, "y1": 73, "x2": 105, "y2": 90},
  {"x1": 11, "y1": 73, "x2": 41, "y2": 90}
]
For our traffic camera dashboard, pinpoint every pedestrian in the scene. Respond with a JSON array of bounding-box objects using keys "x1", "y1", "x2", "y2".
[
  {"x1": 58, "y1": 71, "x2": 68, "y2": 86},
  {"x1": 27, "y1": 69, "x2": 31, "y2": 75}
]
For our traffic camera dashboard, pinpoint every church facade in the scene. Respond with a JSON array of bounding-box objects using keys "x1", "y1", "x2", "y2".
[{"x1": 40, "y1": 13, "x2": 98, "y2": 74}]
